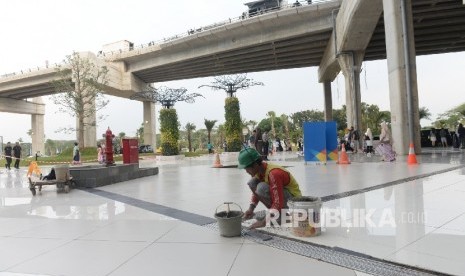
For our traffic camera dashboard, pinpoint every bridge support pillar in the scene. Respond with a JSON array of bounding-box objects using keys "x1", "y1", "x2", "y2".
[
  {"x1": 76, "y1": 97, "x2": 97, "y2": 148},
  {"x1": 383, "y1": 0, "x2": 421, "y2": 155},
  {"x1": 338, "y1": 51, "x2": 363, "y2": 133},
  {"x1": 31, "y1": 97, "x2": 45, "y2": 156},
  {"x1": 143, "y1": 101, "x2": 156, "y2": 150},
  {"x1": 323, "y1": 81, "x2": 333, "y2": 121}
]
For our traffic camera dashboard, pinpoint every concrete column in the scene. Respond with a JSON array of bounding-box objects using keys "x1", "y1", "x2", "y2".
[
  {"x1": 76, "y1": 97, "x2": 97, "y2": 148},
  {"x1": 143, "y1": 101, "x2": 156, "y2": 149},
  {"x1": 338, "y1": 52, "x2": 363, "y2": 131},
  {"x1": 383, "y1": 0, "x2": 421, "y2": 155},
  {"x1": 323, "y1": 81, "x2": 333, "y2": 121},
  {"x1": 31, "y1": 97, "x2": 45, "y2": 155}
]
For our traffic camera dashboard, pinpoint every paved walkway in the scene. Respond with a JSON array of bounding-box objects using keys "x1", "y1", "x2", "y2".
[{"x1": 0, "y1": 149, "x2": 464, "y2": 275}]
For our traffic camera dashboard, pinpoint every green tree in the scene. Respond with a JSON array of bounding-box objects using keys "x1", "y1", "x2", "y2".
[
  {"x1": 159, "y1": 109, "x2": 180, "y2": 155},
  {"x1": 224, "y1": 97, "x2": 243, "y2": 151},
  {"x1": 199, "y1": 74, "x2": 263, "y2": 152},
  {"x1": 185, "y1": 122, "x2": 196, "y2": 152},
  {"x1": 136, "y1": 123, "x2": 144, "y2": 144},
  {"x1": 361, "y1": 103, "x2": 390, "y2": 135},
  {"x1": 44, "y1": 139, "x2": 56, "y2": 156},
  {"x1": 216, "y1": 124, "x2": 225, "y2": 149},
  {"x1": 50, "y1": 52, "x2": 109, "y2": 147},
  {"x1": 332, "y1": 107, "x2": 347, "y2": 132},
  {"x1": 247, "y1": 120, "x2": 257, "y2": 132},
  {"x1": 280, "y1": 114, "x2": 291, "y2": 146},
  {"x1": 435, "y1": 102, "x2": 465, "y2": 129},
  {"x1": 290, "y1": 110, "x2": 324, "y2": 130},
  {"x1": 258, "y1": 117, "x2": 283, "y2": 138},
  {"x1": 419, "y1": 106, "x2": 432, "y2": 121},
  {"x1": 267, "y1": 111, "x2": 277, "y2": 137},
  {"x1": 204, "y1": 119, "x2": 217, "y2": 144}
]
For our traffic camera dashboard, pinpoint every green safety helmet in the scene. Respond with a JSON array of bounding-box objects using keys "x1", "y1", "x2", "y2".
[{"x1": 238, "y1": 148, "x2": 261, "y2": 169}]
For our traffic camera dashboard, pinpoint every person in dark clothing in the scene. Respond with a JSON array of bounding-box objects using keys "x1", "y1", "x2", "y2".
[
  {"x1": 12, "y1": 142, "x2": 21, "y2": 169},
  {"x1": 42, "y1": 168, "x2": 56, "y2": 180},
  {"x1": 4, "y1": 142, "x2": 12, "y2": 170},
  {"x1": 458, "y1": 123, "x2": 465, "y2": 149}
]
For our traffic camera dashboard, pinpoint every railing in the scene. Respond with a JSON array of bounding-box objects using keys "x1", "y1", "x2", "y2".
[
  {"x1": 0, "y1": 61, "x2": 62, "y2": 80},
  {"x1": 98, "y1": 0, "x2": 336, "y2": 57},
  {"x1": 1, "y1": 0, "x2": 337, "y2": 79}
]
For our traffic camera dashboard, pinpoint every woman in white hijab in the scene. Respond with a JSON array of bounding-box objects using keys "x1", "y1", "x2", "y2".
[{"x1": 376, "y1": 122, "x2": 396, "y2": 161}]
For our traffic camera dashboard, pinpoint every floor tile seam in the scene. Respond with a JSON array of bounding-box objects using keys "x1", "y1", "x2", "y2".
[
  {"x1": 154, "y1": 241, "x2": 246, "y2": 245},
  {"x1": 226, "y1": 242, "x2": 245, "y2": 276},
  {"x1": 103, "y1": 237, "x2": 163, "y2": 276},
  {"x1": 76, "y1": 237, "x2": 152, "y2": 243},
  {"x1": 386, "y1": 245, "x2": 462, "y2": 264},
  {"x1": 422, "y1": 178, "x2": 465, "y2": 195},
  {"x1": 384, "y1": 229, "x2": 442, "y2": 260},
  {"x1": 320, "y1": 164, "x2": 465, "y2": 202},
  {"x1": 4, "y1": 237, "x2": 76, "y2": 272},
  {"x1": 387, "y1": 212, "x2": 465, "y2": 261},
  {"x1": 79, "y1": 188, "x2": 217, "y2": 226},
  {"x1": 429, "y1": 211, "x2": 465, "y2": 232}
]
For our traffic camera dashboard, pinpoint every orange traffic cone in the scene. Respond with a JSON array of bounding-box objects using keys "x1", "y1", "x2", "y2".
[
  {"x1": 213, "y1": 152, "x2": 223, "y2": 168},
  {"x1": 337, "y1": 144, "x2": 351, "y2": 164},
  {"x1": 407, "y1": 143, "x2": 418, "y2": 165}
]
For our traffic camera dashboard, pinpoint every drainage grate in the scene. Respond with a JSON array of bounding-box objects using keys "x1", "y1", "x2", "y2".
[{"x1": 203, "y1": 222, "x2": 450, "y2": 276}]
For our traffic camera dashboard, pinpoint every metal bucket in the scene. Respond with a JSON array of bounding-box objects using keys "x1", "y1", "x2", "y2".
[
  {"x1": 54, "y1": 164, "x2": 69, "y2": 181},
  {"x1": 288, "y1": 196, "x2": 322, "y2": 237},
  {"x1": 214, "y1": 202, "x2": 243, "y2": 237}
]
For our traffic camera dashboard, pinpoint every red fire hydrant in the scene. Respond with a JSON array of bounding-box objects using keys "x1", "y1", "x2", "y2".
[{"x1": 103, "y1": 127, "x2": 115, "y2": 166}]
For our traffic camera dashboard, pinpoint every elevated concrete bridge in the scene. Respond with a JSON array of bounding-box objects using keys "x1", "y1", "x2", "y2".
[{"x1": 1, "y1": 0, "x2": 464, "y2": 154}]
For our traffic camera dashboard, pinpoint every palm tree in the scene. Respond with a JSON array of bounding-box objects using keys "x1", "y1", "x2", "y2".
[
  {"x1": 267, "y1": 111, "x2": 276, "y2": 137},
  {"x1": 247, "y1": 120, "x2": 257, "y2": 131},
  {"x1": 281, "y1": 114, "x2": 290, "y2": 146},
  {"x1": 419, "y1": 107, "x2": 432, "y2": 121},
  {"x1": 204, "y1": 119, "x2": 217, "y2": 144},
  {"x1": 185, "y1": 122, "x2": 196, "y2": 152}
]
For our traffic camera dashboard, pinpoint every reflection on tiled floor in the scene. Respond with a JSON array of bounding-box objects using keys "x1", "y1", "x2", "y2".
[
  {"x1": 0, "y1": 150, "x2": 464, "y2": 275},
  {"x1": 261, "y1": 169, "x2": 465, "y2": 275}
]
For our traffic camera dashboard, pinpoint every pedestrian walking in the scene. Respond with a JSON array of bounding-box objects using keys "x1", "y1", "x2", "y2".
[
  {"x1": 376, "y1": 122, "x2": 396, "y2": 162},
  {"x1": 73, "y1": 142, "x2": 80, "y2": 164},
  {"x1": 12, "y1": 142, "x2": 21, "y2": 169},
  {"x1": 4, "y1": 142, "x2": 12, "y2": 170}
]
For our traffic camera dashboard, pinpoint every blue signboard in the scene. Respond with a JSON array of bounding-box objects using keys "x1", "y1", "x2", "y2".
[
  {"x1": 303, "y1": 122, "x2": 327, "y2": 163},
  {"x1": 325, "y1": 121, "x2": 338, "y2": 161},
  {"x1": 303, "y1": 121, "x2": 338, "y2": 164}
]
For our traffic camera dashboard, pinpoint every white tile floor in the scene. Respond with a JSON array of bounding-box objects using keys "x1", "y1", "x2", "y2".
[
  {"x1": 261, "y1": 167, "x2": 465, "y2": 276},
  {"x1": 0, "y1": 150, "x2": 464, "y2": 275}
]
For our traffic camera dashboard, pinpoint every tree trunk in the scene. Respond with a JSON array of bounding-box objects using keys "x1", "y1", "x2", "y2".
[{"x1": 78, "y1": 117, "x2": 85, "y2": 148}]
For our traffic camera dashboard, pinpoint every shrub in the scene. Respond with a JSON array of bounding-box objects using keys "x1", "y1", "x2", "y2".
[
  {"x1": 159, "y1": 109, "x2": 180, "y2": 156},
  {"x1": 224, "y1": 97, "x2": 242, "y2": 152}
]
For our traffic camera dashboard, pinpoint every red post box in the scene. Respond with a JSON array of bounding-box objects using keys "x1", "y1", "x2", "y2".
[{"x1": 122, "y1": 138, "x2": 139, "y2": 164}]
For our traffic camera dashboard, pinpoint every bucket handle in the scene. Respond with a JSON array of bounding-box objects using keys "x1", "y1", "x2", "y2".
[{"x1": 215, "y1": 202, "x2": 243, "y2": 215}]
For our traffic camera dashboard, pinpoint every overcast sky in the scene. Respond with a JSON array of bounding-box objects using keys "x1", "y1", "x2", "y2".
[{"x1": 1, "y1": 0, "x2": 464, "y2": 144}]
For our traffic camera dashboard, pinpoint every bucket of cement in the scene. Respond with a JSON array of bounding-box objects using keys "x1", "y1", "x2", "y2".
[
  {"x1": 214, "y1": 202, "x2": 243, "y2": 237},
  {"x1": 288, "y1": 196, "x2": 322, "y2": 237},
  {"x1": 54, "y1": 164, "x2": 69, "y2": 181}
]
